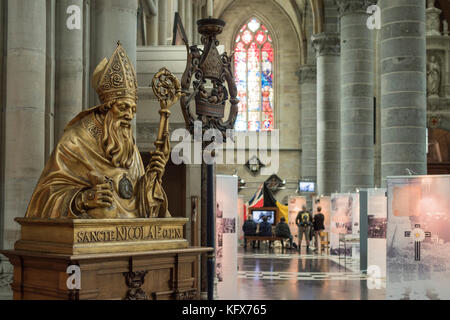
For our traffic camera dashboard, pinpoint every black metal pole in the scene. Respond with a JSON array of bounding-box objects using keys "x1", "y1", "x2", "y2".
[{"x1": 206, "y1": 163, "x2": 215, "y2": 300}]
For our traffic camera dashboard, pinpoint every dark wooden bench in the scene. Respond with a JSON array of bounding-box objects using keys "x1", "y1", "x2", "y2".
[{"x1": 244, "y1": 235, "x2": 289, "y2": 249}]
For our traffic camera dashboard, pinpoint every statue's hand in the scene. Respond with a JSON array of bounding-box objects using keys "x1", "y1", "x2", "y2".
[
  {"x1": 148, "y1": 150, "x2": 168, "y2": 180},
  {"x1": 79, "y1": 183, "x2": 114, "y2": 210}
]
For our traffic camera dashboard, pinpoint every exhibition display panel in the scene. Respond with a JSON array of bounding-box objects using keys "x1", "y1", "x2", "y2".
[
  {"x1": 215, "y1": 175, "x2": 238, "y2": 300},
  {"x1": 330, "y1": 193, "x2": 359, "y2": 256},
  {"x1": 387, "y1": 175, "x2": 450, "y2": 300},
  {"x1": 368, "y1": 188, "x2": 387, "y2": 279}
]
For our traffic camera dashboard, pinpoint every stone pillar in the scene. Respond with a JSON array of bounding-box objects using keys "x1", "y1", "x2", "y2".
[
  {"x1": 305, "y1": 0, "x2": 316, "y2": 64},
  {"x1": 158, "y1": 0, "x2": 168, "y2": 45},
  {"x1": 45, "y1": 0, "x2": 56, "y2": 159},
  {"x1": 55, "y1": 0, "x2": 84, "y2": 141},
  {"x1": 206, "y1": 0, "x2": 213, "y2": 17},
  {"x1": 193, "y1": 1, "x2": 198, "y2": 44},
  {"x1": 4, "y1": 0, "x2": 47, "y2": 248},
  {"x1": 92, "y1": 0, "x2": 138, "y2": 68},
  {"x1": 178, "y1": 0, "x2": 185, "y2": 25},
  {"x1": 336, "y1": 0, "x2": 375, "y2": 192},
  {"x1": 197, "y1": 1, "x2": 203, "y2": 21},
  {"x1": 91, "y1": 0, "x2": 138, "y2": 135},
  {"x1": 312, "y1": 33, "x2": 341, "y2": 195},
  {"x1": 168, "y1": 0, "x2": 176, "y2": 42},
  {"x1": 185, "y1": 0, "x2": 193, "y2": 44},
  {"x1": 380, "y1": 0, "x2": 427, "y2": 185},
  {"x1": 298, "y1": 65, "x2": 317, "y2": 182},
  {"x1": 147, "y1": 2, "x2": 158, "y2": 46}
]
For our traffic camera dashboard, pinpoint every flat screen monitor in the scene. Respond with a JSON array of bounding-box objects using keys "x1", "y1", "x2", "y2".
[
  {"x1": 299, "y1": 181, "x2": 315, "y2": 192},
  {"x1": 252, "y1": 210, "x2": 275, "y2": 225}
]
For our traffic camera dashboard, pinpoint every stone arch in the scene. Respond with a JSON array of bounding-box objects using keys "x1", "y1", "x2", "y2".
[
  {"x1": 230, "y1": 13, "x2": 279, "y2": 55},
  {"x1": 218, "y1": 0, "x2": 301, "y2": 143},
  {"x1": 309, "y1": 0, "x2": 324, "y2": 34}
]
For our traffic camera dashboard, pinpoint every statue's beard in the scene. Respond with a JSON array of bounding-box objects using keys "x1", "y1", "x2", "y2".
[{"x1": 102, "y1": 111, "x2": 135, "y2": 168}]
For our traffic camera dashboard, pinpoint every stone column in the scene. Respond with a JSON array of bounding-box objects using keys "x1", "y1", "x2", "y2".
[
  {"x1": 193, "y1": 1, "x2": 199, "y2": 44},
  {"x1": 380, "y1": 0, "x2": 427, "y2": 185},
  {"x1": 168, "y1": 0, "x2": 176, "y2": 42},
  {"x1": 92, "y1": 0, "x2": 138, "y2": 69},
  {"x1": 197, "y1": 1, "x2": 203, "y2": 20},
  {"x1": 312, "y1": 33, "x2": 341, "y2": 195},
  {"x1": 298, "y1": 65, "x2": 317, "y2": 182},
  {"x1": 178, "y1": 0, "x2": 185, "y2": 26},
  {"x1": 336, "y1": 0, "x2": 375, "y2": 192},
  {"x1": 91, "y1": 0, "x2": 138, "y2": 135},
  {"x1": 206, "y1": 0, "x2": 213, "y2": 17},
  {"x1": 4, "y1": 0, "x2": 46, "y2": 248},
  {"x1": 45, "y1": 0, "x2": 56, "y2": 159},
  {"x1": 186, "y1": 0, "x2": 193, "y2": 43},
  {"x1": 158, "y1": 0, "x2": 168, "y2": 45},
  {"x1": 55, "y1": 0, "x2": 84, "y2": 141},
  {"x1": 148, "y1": 2, "x2": 158, "y2": 46}
]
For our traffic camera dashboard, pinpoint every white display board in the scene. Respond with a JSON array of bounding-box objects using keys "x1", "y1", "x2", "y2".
[
  {"x1": 313, "y1": 196, "x2": 331, "y2": 232},
  {"x1": 237, "y1": 196, "x2": 245, "y2": 244},
  {"x1": 288, "y1": 196, "x2": 306, "y2": 246},
  {"x1": 387, "y1": 175, "x2": 450, "y2": 300},
  {"x1": 367, "y1": 188, "x2": 387, "y2": 280},
  {"x1": 215, "y1": 175, "x2": 238, "y2": 300},
  {"x1": 330, "y1": 193, "x2": 359, "y2": 256}
]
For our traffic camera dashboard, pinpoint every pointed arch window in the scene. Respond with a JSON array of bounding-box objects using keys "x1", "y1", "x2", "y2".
[{"x1": 234, "y1": 17, "x2": 274, "y2": 132}]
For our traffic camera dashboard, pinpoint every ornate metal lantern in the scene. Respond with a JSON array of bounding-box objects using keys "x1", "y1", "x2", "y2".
[{"x1": 180, "y1": 18, "x2": 238, "y2": 139}]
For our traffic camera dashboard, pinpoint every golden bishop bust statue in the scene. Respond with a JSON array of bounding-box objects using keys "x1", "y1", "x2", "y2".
[{"x1": 25, "y1": 42, "x2": 181, "y2": 219}]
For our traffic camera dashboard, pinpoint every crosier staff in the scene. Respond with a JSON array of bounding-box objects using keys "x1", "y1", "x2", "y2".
[{"x1": 143, "y1": 68, "x2": 182, "y2": 217}]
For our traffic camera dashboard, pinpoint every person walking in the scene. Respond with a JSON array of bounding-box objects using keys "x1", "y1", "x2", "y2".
[
  {"x1": 296, "y1": 205, "x2": 313, "y2": 254},
  {"x1": 313, "y1": 206, "x2": 325, "y2": 254}
]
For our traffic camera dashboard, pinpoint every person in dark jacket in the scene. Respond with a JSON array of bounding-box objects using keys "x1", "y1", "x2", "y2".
[
  {"x1": 258, "y1": 215, "x2": 272, "y2": 236},
  {"x1": 296, "y1": 205, "x2": 313, "y2": 253},
  {"x1": 275, "y1": 217, "x2": 294, "y2": 249},
  {"x1": 258, "y1": 215, "x2": 273, "y2": 248},
  {"x1": 313, "y1": 206, "x2": 325, "y2": 254},
  {"x1": 242, "y1": 214, "x2": 257, "y2": 248}
]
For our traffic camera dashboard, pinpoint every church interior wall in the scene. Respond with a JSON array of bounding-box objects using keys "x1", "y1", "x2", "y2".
[
  {"x1": 0, "y1": 0, "x2": 448, "y2": 301},
  {"x1": 216, "y1": 0, "x2": 303, "y2": 203},
  {"x1": 374, "y1": 28, "x2": 382, "y2": 188}
]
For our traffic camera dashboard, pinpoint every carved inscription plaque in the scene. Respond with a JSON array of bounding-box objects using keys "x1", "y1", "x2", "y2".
[
  {"x1": 76, "y1": 225, "x2": 183, "y2": 244},
  {"x1": 14, "y1": 217, "x2": 189, "y2": 254}
]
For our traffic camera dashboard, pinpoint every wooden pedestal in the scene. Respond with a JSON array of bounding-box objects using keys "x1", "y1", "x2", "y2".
[{"x1": 1, "y1": 247, "x2": 212, "y2": 300}]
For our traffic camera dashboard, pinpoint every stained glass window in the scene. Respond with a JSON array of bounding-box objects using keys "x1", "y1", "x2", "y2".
[{"x1": 234, "y1": 17, "x2": 274, "y2": 132}]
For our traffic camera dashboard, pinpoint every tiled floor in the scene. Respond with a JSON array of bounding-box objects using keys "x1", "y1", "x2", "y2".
[{"x1": 235, "y1": 244, "x2": 386, "y2": 300}]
